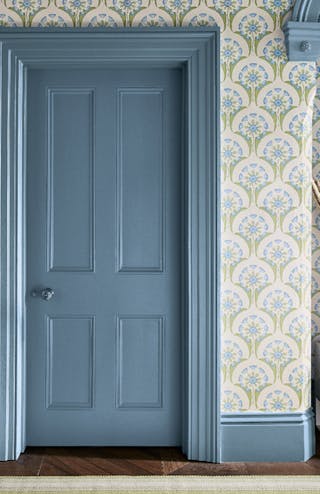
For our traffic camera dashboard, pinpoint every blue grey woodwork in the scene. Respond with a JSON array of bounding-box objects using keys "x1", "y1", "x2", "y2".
[
  {"x1": 0, "y1": 28, "x2": 220, "y2": 462},
  {"x1": 284, "y1": 0, "x2": 320, "y2": 61},
  {"x1": 117, "y1": 88, "x2": 164, "y2": 272},
  {"x1": 47, "y1": 88, "x2": 95, "y2": 272},
  {"x1": 116, "y1": 316, "x2": 164, "y2": 408},
  {"x1": 46, "y1": 316, "x2": 95, "y2": 409},
  {"x1": 221, "y1": 410, "x2": 315, "y2": 462},
  {"x1": 27, "y1": 67, "x2": 182, "y2": 446},
  {"x1": 291, "y1": 0, "x2": 320, "y2": 21}
]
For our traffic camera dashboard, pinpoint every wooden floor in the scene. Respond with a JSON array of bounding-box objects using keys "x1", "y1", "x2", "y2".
[{"x1": 1, "y1": 432, "x2": 320, "y2": 476}]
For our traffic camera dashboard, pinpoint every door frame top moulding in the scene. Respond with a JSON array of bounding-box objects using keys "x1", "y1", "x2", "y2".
[
  {"x1": 0, "y1": 28, "x2": 221, "y2": 462},
  {"x1": 284, "y1": 0, "x2": 320, "y2": 61}
]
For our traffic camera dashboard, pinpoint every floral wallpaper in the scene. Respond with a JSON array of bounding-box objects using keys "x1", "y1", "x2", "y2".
[
  {"x1": 312, "y1": 62, "x2": 320, "y2": 389},
  {"x1": 0, "y1": 0, "x2": 317, "y2": 413},
  {"x1": 218, "y1": 0, "x2": 316, "y2": 413}
]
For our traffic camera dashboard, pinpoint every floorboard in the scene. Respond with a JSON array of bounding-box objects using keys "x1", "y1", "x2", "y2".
[{"x1": 0, "y1": 433, "x2": 319, "y2": 476}]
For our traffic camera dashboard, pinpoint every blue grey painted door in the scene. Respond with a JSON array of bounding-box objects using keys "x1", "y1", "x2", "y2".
[{"x1": 26, "y1": 68, "x2": 182, "y2": 446}]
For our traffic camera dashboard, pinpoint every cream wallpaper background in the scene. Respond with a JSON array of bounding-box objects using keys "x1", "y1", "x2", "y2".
[
  {"x1": 312, "y1": 63, "x2": 320, "y2": 409},
  {"x1": 0, "y1": 0, "x2": 318, "y2": 413}
]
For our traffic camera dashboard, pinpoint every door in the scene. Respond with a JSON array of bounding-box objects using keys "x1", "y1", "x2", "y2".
[{"x1": 26, "y1": 68, "x2": 182, "y2": 446}]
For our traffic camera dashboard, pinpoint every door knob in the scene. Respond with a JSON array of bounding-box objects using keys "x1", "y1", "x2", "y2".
[{"x1": 31, "y1": 287, "x2": 55, "y2": 301}]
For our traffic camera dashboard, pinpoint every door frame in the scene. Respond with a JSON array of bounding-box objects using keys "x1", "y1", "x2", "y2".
[{"x1": 0, "y1": 28, "x2": 220, "y2": 462}]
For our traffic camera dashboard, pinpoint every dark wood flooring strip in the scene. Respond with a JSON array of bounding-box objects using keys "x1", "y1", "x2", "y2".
[{"x1": 0, "y1": 439, "x2": 320, "y2": 476}]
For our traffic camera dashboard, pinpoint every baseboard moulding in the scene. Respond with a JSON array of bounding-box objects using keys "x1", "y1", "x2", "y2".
[{"x1": 221, "y1": 408, "x2": 315, "y2": 462}]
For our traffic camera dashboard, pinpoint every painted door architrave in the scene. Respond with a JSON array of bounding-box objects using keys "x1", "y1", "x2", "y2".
[{"x1": 0, "y1": 27, "x2": 220, "y2": 462}]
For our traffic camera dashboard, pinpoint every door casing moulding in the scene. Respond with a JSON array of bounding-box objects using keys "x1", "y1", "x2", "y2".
[{"x1": 0, "y1": 28, "x2": 221, "y2": 462}]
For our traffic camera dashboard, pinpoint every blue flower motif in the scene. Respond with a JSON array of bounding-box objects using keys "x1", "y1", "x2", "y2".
[
  {"x1": 288, "y1": 264, "x2": 310, "y2": 290},
  {"x1": 239, "y1": 365, "x2": 269, "y2": 393},
  {"x1": 86, "y1": 13, "x2": 119, "y2": 27},
  {"x1": 222, "y1": 138, "x2": 243, "y2": 166},
  {"x1": 289, "y1": 213, "x2": 309, "y2": 241},
  {"x1": 263, "y1": 239, "x2": 293, "y2": 268},
  {"x1": 263, "y1": 0, "x2": 293, "y2": 16},
  {"x1": 11, "y1": 0, "x2": 44, "y2": 22},
  {"x1": 263, "y1": 87, "x2": 292, "y2": 118},
  {"x1": 239, "y1": 63, "x2": 269, "y2": 93},
  {"x1": 289, "y1": 314, "x2": 309, "y2": 341},
  {"x1": 289, "y1": 63, "x2": 316, "y2": 101},
  {"x1": 34, "y1": 12, "x2": 69, "y2": 26},
  {"x1": 262, "y1": 138, "x2": 294, "y2": 178},
  {"x1": 238, "y1": 214, "x2": 269, "y2": 242},
  {"x1": 289, "y1": 163, "x2": 310, "y2": 191},
  {"x1": 162, "y1": 0, "x2": 192, "y2": 16},
  {"x1": 222, "y1": 390, "x2": 243, "y2": 413},
  {"x1": 238, "y1": 13, "x2": 268, "y2": 43},
  {"x1": 263, "y1": 390, "x2": 294, "y2": 412},
  {"x1": 61, "y1": 0, "x2": 94, "y2": 16},
  {"x1": 239, "y1": 113, "x2": 269, "y2": 143},
  {"x1": 211, "y1": 0, "x2": 242, "y2": 16},
  {"x1": 222, "y1": 340, "x2": 243, "y2": 367},
  {"x1": 222, "y1": 189, "x2": 243, "y2": 216},
  {"x1": 222, "y1": 239, "x2": 243, "y2": 267},
  {"x1": 139, "y1": 13, "x2": 171, "y2": 26},
  {"x1": 187, "y1": 12, "x2": 217, "y2": 27},
  {"x1": 263, "y1": 339, "x2": 293, "y2": 368},
  {"x1": 288, "y1": 364, "x2": 309, "y2": 392},
  {"x1": 239, "y1": 264, "x2": 269, "y2": 293},
  {"x1": 263, "y1": 38, "x2": 287, "y2": 68},
  {"x1": 288, "y1": 112, "x2": 312, "y2": 140},
  {"x1": 222, "y1": 87, "x2": 243, "y2": 116},
  {"x1": 263, "y1": 188, "x2": 293, "y2": 216},
  {"x1": 112, "y1": 0, "x2": 141, "y2": 23},
  {"x1": 238, "y1": 162, "x2": 269, "y2": 193},
  {"x1": 0, "y1": 13, "x2": 19, "y2": 27},
  {"x1": 263, "y1": 290, "x2": 293, "y2": 317},
  {"x1": 221, "y1": 37, "x2": 243, "y2": 66},
  {"x1": 239, "y1": 315, "x2": 269, "y2": 345},
  {"x1": 222, "y1": 290, "x2": 243, "y2": 317}
]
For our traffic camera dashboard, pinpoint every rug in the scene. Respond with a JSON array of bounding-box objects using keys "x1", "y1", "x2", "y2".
[{"x1": 1, "y1": 476, "x2": 320, "y2": 494}]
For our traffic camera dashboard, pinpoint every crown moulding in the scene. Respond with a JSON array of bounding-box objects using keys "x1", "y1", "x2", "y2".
[{"x1": 284, "y1": 0, "x2": 320, "y2": 61}]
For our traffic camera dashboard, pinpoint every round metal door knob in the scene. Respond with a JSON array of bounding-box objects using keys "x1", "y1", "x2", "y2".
[
  {"x1": 300, "y1": 40, "x2": 311, "y2": 52},
  {"x1": 32, "y1": 287, "x2": 55, "y2": 301}
]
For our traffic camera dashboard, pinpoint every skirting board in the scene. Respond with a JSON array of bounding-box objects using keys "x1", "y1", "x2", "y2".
[{"x1": 221, "y1": 409, "x2": 315, "y2": 462}]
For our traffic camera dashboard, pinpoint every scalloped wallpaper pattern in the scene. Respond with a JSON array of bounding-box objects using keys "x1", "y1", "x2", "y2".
[{"x1": 0, "y1": 0, "x2": 319, "y2": 413}]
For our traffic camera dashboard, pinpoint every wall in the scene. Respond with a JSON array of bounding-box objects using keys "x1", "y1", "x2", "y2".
[
  {"x1": 0, "y1": 0, "x2": 316, "y2": 413},
  {"x1": 312, "y1": 62, "x2": 320, "y2": 391}
]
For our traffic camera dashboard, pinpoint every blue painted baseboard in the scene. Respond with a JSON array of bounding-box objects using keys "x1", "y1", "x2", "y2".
[{"x1": 221, "y1": 409, "x2": 315, "y2": 462}]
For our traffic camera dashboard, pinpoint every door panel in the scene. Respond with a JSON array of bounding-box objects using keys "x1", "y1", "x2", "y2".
[
  {"x1": 46, "y1": 316, "x2": 95, "y2": 409},
  {"x1": 47, "y1": 88, "x2": 95, "y2": 272},
  {"x1": 26, "y1": 68, "x2": 182, "y2": 446},
  {"x1": 116, "y1": 316, "x2": 163, "y2": 408},
  {"x1": 117, "y1": 89, "x2": 164, "y2": 272}
]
